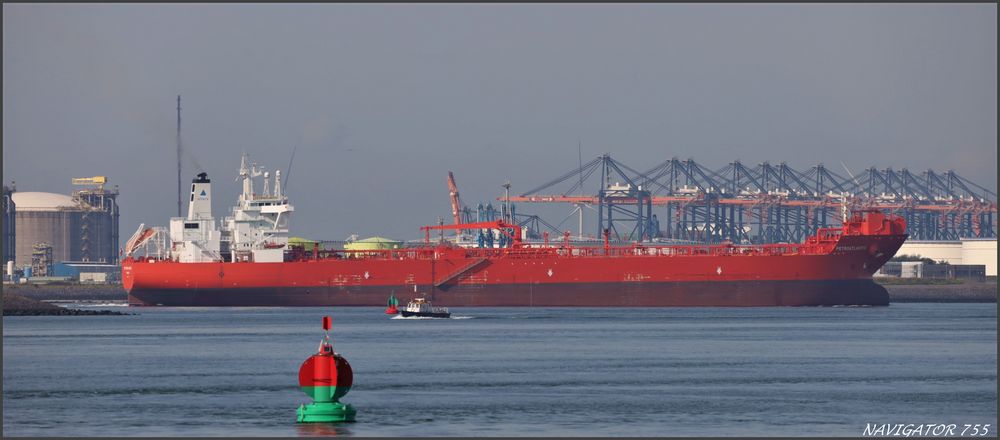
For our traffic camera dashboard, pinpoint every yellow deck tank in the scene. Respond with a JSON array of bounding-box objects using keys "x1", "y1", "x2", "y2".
[{"x1": 344, "y1": 236, "x2": 402, "y2": 251}]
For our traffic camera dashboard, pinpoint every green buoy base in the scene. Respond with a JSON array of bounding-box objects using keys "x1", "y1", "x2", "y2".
[{"x1": 296, "y1": 401, "x2": 357, "y2": 423}]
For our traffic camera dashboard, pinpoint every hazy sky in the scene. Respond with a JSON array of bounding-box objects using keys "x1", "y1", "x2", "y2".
[{"x1": 4, "y1": 4, "x2": 996, "y2": 242}]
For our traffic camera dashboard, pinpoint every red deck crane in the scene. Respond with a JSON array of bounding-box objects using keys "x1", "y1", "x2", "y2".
[
  {"x1": 447, "y1": 171, "x2": 467, "y2": 239},
  {"x1": 447, "y1": 171, "x2": 462, "y2": 226}
]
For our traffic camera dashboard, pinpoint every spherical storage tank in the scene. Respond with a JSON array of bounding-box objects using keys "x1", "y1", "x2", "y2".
[{"x1": 11, "y1": 191, "x2": 119, "y2": 267}]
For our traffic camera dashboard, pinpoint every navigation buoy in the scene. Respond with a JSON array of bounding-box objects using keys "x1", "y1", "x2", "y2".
[
  {"x1": 296, "y1": 316, "x2": 357, "y2": 423},
  {"x1": 385, "y1": 292, "x2": 399, "y2": 315}
]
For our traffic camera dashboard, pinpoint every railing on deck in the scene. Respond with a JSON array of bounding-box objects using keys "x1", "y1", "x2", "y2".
[
  {"x1": 129, "y1": 222, "x2": 847, "y2": 264},
  {"x1": 285, "y1": 237, "x2": 839, "y2": 262}
]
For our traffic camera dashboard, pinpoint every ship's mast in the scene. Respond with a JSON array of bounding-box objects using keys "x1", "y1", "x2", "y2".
[
  {"x1": 502, "y1": 181, "x2": 512, "y2": 223},
  {"x1": 274, "y1": 170, "x2": 282, "y2": 198},
  {"x1": 841, "y1": 194, "x2": 849, "y2": 223},
  {"x1": 176, "y1": 95, "x2": 182, "y2": 217},
  {"x1": 239, "y1": 153, "x2": 255, "y2": 203}
]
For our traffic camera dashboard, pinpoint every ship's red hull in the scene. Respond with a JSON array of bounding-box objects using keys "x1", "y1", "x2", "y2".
[
  {"x1": 124, "y1": 279, "x2": 890, "y2": 307},
  {"x1": 123, "y1": 232, "x2": 906, "y2": 307}
]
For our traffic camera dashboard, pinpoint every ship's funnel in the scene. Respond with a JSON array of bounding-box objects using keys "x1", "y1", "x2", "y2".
[{"x1": 188, "y1": 172, "x2": 212, "y2": 220}]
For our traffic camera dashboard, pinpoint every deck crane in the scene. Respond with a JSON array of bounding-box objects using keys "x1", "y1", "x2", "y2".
[{"x1": 447, "y1": 171, "x2": 464, "y2": 239}]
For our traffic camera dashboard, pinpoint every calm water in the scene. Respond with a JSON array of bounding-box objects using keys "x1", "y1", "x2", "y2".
[{"x1": 3, "y1": 303, "x2": 996, "y2": 437}]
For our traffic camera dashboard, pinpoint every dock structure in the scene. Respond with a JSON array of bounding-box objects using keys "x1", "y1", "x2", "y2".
[
  {"x1": 72, "y1": 177, "x2": 120, "y2": 264},
  {"x1": 504, "y1": 154, "x2": 996, "y2": 244}
]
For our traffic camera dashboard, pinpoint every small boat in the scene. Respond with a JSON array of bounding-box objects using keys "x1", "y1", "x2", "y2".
[
  {"x1": 385, "y1": 292, "x2": 399, "y2": 315},
  {"x1": 399, "y1": 298, "x2": 450, "y2": 318}
]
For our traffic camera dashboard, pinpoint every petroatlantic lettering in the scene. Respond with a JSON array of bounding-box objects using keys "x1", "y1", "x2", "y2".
[{"x1": 836, "y1": 245, "x2": 867, "y2": 251}]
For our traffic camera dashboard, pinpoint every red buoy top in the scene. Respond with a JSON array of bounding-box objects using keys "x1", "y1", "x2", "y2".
[
  {"x1": 299, "y1": 316, "x2": 353, "y2": 402},
  {"x1": 298, "y1": 353, "x2": 353, "y2": 401}
]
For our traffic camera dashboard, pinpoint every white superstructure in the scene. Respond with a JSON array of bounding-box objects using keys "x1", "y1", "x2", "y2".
[
  {"x1": 222, "y1": 153, "x2": 294, "y2": 263},
  {"x1": 130, "y1": 153, "x2": 295, "y2": 264}
]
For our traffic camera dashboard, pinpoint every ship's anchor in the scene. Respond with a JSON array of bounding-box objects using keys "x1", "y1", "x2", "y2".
[{"x1": 296, "y1": 316, "x2": 357, "y2": 423}]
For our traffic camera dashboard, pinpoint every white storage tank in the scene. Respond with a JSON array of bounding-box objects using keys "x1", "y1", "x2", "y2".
[
  {"x1": 11, "y1": 192, "x2": 83, "y2": 266},
  {"x1": 11, "y1": 190, "x2": 119, "y2": 266}
]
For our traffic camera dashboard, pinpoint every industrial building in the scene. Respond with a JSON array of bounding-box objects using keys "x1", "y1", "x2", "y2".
[
  {"x1": 877, "y1": 261, "x2": 987, "y2": 281},
  {"x1": 49, "y1": 261, "x2": 121, "y2": 283},
  {"x1": 2, "y1": 183, "x2": 14, "y2": 270},
  {"x1": 9, "y1": 177, "x2": 120, "y2": 273},
  {"x1": 891, "y1": 239, "x2": 998, "y2": 277}
]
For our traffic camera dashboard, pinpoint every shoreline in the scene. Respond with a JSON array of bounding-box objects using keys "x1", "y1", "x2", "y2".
[
  {"x1": 2, "y1": 291, "x2": 130, "y2": 316},
  {"x1": 4, "y1": 280, "x2": 995, "y2": 304},
  {"x1": 881, "y1": 281, "x2": 997, "y2": 303}
]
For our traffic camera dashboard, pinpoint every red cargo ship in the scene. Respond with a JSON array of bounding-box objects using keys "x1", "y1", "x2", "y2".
[{"x1": 122, "y1": 156, "x2": 907, "y2": 307}]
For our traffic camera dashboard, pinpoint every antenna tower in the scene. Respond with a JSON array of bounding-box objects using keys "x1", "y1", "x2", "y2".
[{"x1": 176, "y1": 95, "x2": 182, "y2": 217}]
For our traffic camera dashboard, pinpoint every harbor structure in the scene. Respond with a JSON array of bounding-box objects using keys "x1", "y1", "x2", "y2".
[
  {"x1": 10, "y1": 177, "x2": 120, "y2": 269},
  {"x1": 889, "y1": 238, "x2": 997, "y2": 276},
  {"x1": 2, "y1": 183, "x2": 14, "y2": 271},
  {"x1": 506, "y1": 154, "x2": 996, "y2": 244}
]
